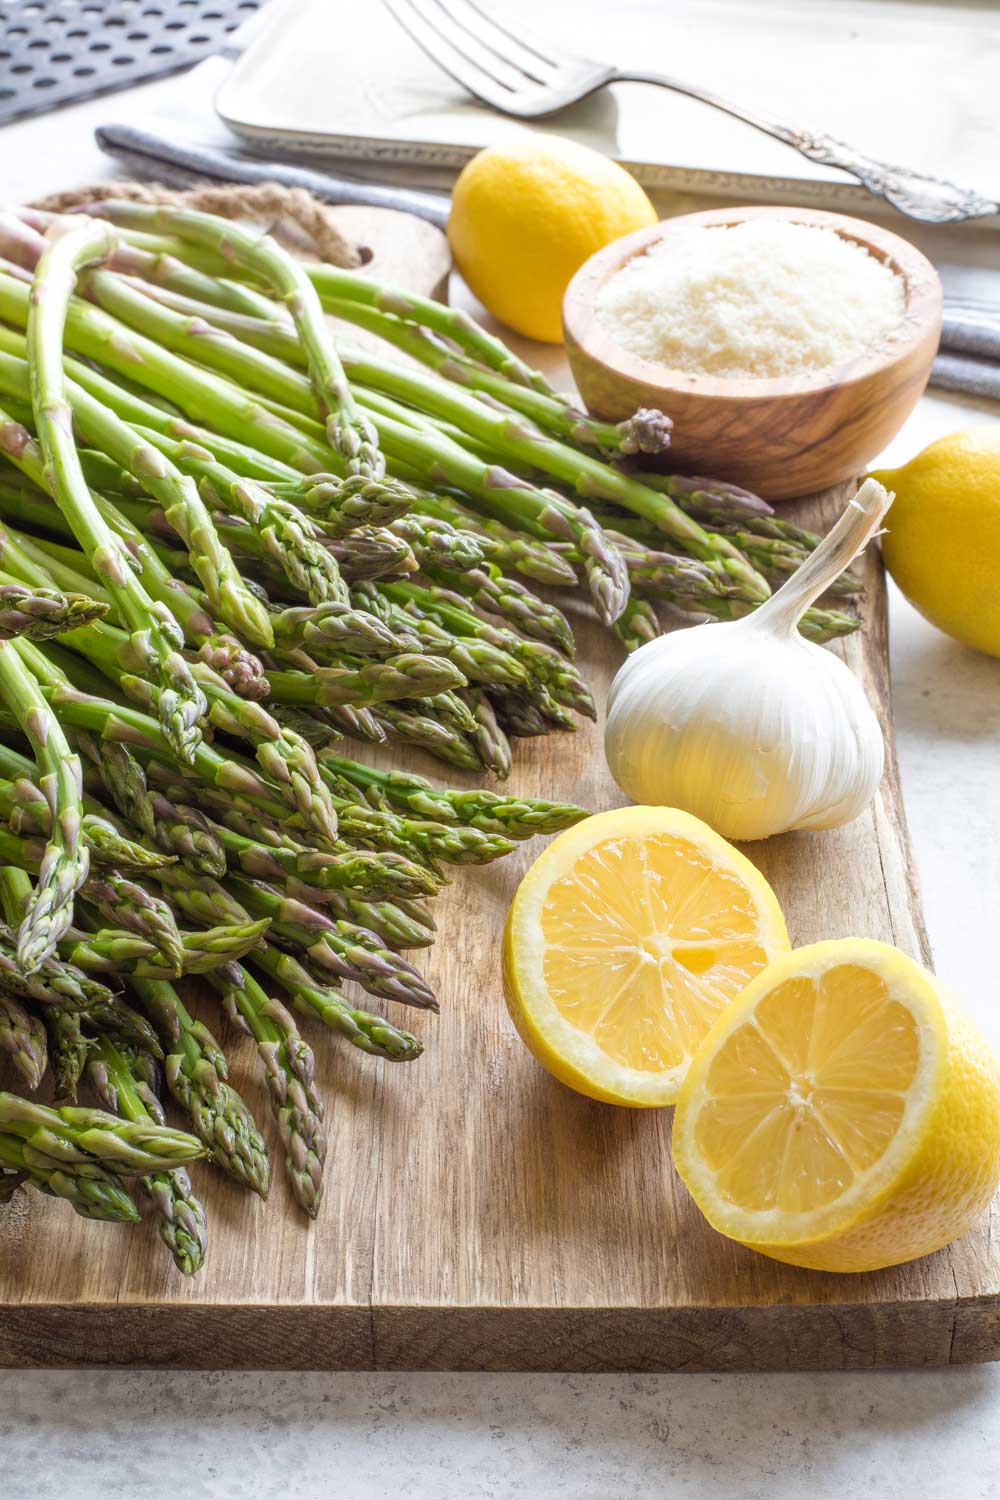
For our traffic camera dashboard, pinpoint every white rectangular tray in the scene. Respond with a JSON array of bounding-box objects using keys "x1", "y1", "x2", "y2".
[{"x1": 216, "y1": 0, "x2": 1000, "y2": 219}]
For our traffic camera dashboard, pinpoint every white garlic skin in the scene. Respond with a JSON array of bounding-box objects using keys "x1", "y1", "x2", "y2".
[{"x1": 604, "y1": 618, "x2": 885, "y2": 841}]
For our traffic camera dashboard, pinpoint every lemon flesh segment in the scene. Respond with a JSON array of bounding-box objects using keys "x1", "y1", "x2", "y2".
[
  {"x1": 502, "y1": 806, "x2": 789, "y2": 1106},
  {"x1": 674, "y1": 939, "x2": 1000, "y2": 1272}
]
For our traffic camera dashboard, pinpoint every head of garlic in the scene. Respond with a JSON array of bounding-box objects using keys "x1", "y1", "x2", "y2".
[{"x1": 604, "y1": 479, "x2": 891, "y2": 841}]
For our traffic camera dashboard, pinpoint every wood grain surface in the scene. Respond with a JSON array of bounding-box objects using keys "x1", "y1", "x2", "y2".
[
  {"x1": 0, "y1": 204, "x2": 996, "y2": 1373},
  {"x1": 1, "y1": 483, "x2": 996, "y2": 1372}
]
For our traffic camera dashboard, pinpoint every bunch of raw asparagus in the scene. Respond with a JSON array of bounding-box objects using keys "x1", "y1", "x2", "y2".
[{"x1": 0, "y1": 199, "x2": 861, "y2": 1272}]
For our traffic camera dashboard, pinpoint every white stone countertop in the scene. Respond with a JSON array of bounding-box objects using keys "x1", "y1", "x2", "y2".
[{"x1": 1, "y1": 60, "x2": 999, "y2": 1500}]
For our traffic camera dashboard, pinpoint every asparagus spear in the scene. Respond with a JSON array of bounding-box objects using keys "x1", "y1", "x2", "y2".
[
  {"x1": 0, "y1": 1132, "x2": 139, "y2": 1221},
  {"x1": 130, "y1": 975, "x2": 270, "y2": 1197},
  {"x1": 0, "y1": 581, "x2": 107, "y2": 639},
  {"x1": 229, "y1": 878, "x2": 437, "y2": 1010},
  {"x1": 264, "y1": 652, "x2": 466, "y2": 709},
  {"x1": 0, "y1": 991, "x2": 47, "y2": 1090},
  {"x1": 80, "y1": 867, "x2": 184, "y2": 972},
  {"x1": 0, "y1": 860, "x2": 112, "y2": 1019},
  {"x1": 0, "y1": 637, "x2": 90, "y2": 970},
  {"x1": 252, "y1": 943, "x2": 422, "y2": 1061},
  {"x1": 269, "y1": 601, "x2": 409, "y2": 657},
  {"x1": 0, "y1": 268, "x2": 335, "y2": 480},
  {"x1": 213, "y1": 824, "x2": 440, "y2": 900},
  {"x1": 328, "y1": 890, "x2": 435, "y2": 951},
  {"x1": 408, "y1": 487, "x2": 577, "y2": 585},
  {"x1": 124, "y1": 425, "x2": 351, "y2": 606},
  {"x1": 614, "y1": 595, "x2": 662, "y2": 653},
  {"x1": 87, "y1": 1036, "x2": 208, "y2": 1275},
  {"x1": 419, "y1": 561, "x2": 576, "y2": 657},
  {"x1": 5, "y1": 267, "x2": 632, "y2": 625},
  {"x1": 43, "y1": 1008, "x2": 89, "y2": 1099},
  {"x1": 20, "y1": 224, "x2": 207, "y2": 761},
  {"x1": 73, "y1": 201, "x2": 557, "y2": 395},
  {"x1": 458, "y1": 690, "x2": 512, "y2": 780},
  {"x1": 387, "y1": 513, "x2": 484, "y2": 573},
  {"x1": 59, "y1": 915, "x2": 270, "y2": 978},
  {"x1": 0, "y1": 452, "x2": 272, "y2": 696},
  {"x1": 277, "y1": 472, "x2": 414, "y2": 534},
  {"x1": 0, "y1": 1090, "x2": 205, "y2": 1174},
  {"x1": 327, "y1": 794, "x2": 517, "y2": 866},
  {"x1": 209, "y1": 965, "x2": 326, "y2": 1218},
  {"x1": 72, "y1": 731, "x2": 226, "y2": 878},
  {"x1": 81, "y1": 994, "x2": 164, "y2": 1059},
  {"x1": 378, "y1": 580, "x2": 594, "y2": 720},
  {"x1": 85, "y1": 205, "x2": 388, "y2": 481},
  {"x1": 315, "y1": 753, "x2": 588, "y2": 839},
  {"x1": 360, "y1": 700, "x2": 476, "y2": 770}
]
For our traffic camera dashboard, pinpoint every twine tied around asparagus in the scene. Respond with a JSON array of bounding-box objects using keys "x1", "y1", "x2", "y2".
[{"x1": 30, "y1": 179, "x2": 364, "y2": 270}]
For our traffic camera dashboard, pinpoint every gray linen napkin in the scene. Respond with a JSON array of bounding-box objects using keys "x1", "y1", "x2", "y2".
[{"x1": 932, "y1": 301, "x2": 1000, "y2": 400}]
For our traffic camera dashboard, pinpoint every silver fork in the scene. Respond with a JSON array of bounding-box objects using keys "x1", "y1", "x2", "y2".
[{"x1": 382, "y1": 0, "x2": 997, "y2": 225}]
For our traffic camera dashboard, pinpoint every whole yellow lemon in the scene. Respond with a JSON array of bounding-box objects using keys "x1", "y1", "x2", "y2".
[
  {"x1": 872, "y1": 426, "x2": 1000, "y2": 657},
  {"x1": 448, "y1": 134, "x2": 657, "y2": 343}
]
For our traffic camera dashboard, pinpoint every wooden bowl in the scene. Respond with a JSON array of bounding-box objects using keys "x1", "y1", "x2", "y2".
[{"x1": 562, "y1": 206, "x2": 942, "y2": 501}]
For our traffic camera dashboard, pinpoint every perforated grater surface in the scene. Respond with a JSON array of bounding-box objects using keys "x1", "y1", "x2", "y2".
[{"x1": 0, "y1": 0, "x2": 267, "y2": 126}]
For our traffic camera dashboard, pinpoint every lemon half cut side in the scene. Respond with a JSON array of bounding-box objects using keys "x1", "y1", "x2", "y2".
[
  {"x1": 502, "y1": 805, "x2": 789, "y2": 1106},
  {"x1": 673, "y1": 939, "x2": 1000, "y2": 1272}
]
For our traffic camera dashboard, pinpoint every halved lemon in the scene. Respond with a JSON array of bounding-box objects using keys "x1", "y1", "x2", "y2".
[
  {"x1": 501, "y1": 805, "x2": 788, "y2": 1106},
  {"x1": 673, "y1": 939, "x2": 1000, "y2": 1271}
]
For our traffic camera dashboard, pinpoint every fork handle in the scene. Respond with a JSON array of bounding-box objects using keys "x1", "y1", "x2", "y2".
[{"x1": 613, "y1": 69, "x2": 997, "y2": 224}]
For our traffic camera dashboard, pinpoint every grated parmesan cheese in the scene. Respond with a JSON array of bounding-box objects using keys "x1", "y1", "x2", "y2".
[{"x1": 595, "y1": 219, "x2": 906, "y2": 379}]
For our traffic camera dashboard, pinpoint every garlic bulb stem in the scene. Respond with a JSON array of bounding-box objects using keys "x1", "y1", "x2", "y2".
[
  {"x1": 604, "y1": 480, "x2": 892, "y2": 841},
  {"x1": 750, "y1": 478, "x2": 893, "y2": 638}
]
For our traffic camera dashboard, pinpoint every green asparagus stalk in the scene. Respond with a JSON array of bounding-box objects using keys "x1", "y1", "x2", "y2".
[
  {"x1": 0, "y1": 454, "x2": 272, "y2": 696},
  {"x1": 0, "y1": 268, "x2": 335, "y2": 480},
  {"x1": 40, "y1": 1006, "x2": 89, "y2": 1100},
  {"x1": 252, "y1": 942, "x2": 422, "y2": 1061},
  {"x1": 614, "y1": 595, "x2": 662, "y2": 653},
  {"x1": 20, "y1": 224, "x2": 207, "y2": 760},
  {"x1": 86, "y1": 204, "x2": 388, "y2": 480},
  {"x1": 387, "y1": 513, "x2": 484, "y2": 573},
  {"x1": 59, "y1": 915, "x2": 270, "y2": 978},
  {"x1": 228, "y1": 878, "x2": 437, "y2": 1010},
  {"x1": 419, "y1": 561, "x2": 576, "y2": 657},
  {"x1": 0, "y1": 862, "x2": 112, "y2": 1019},
  {"x1": 269, "y1": 601, "x2": 409, "y2": 657},
  {"x1": 0, "y1": 990, "x2": 47, "y2": 1089},
  {"x1": 87, "y1": 1036, "x2": 208, "y2": 1275},
  {"x1": 315, "y1": 753, "x2": 588, "y2": 839},
  {"x1": 0, "y1": 580, "x2": 107, "y2": 639},
  {"x1": 457, "y1": 688, "x2": 512, "y2": 779},
  {"x1": 4, "y1": 266, "x2": 632, "y2": 624},
  {"x1": 80, "y1": 866, "x2": 184, "y2": 972},
  {"x1": 289, "y1": 473, "x2": 414, "y2": 533},
  {"x1": 124, "y1": 424, "x2": 351, "y2": 606},
  {"x1": 424, "y1": 500, "x2": 577, "y2": 586},
  {"x1": 0, "y1": 1131, "x2": 139, "y2": 1221},
  {"x1": 363, "y1": 700, "x2": 484, "y2": 769},
  {"x1": 131, "y1": 975, "x2": 270, "y2": 1197},
  {"x1": 264, "y1": 651, "x2": 466, "y2": 709},
  {"x1": 0, "y1": 926, "x2": 112, "y2": 1014},
  {"x1": 214, "y1": 824, "x2": 440, "y2": 899},
  {"x1": 209, "y1": 965, "x2": 326, "y2": 1218},
  {"x1": 378, "y1": 580, "x2": 594, "y2": 719},
  {"x1": 319, "y1": 890, "x2": 436, "y2": 951},
  {"x1": 75, "y1": 202, "x2": 558, "y2": 394},
  {"x1": 0, "y1": 1090, "x2": 205, "y2": 1174},
  {"x1": 0, "y1": 637, "x2": 90, "y2": 970},
  {"x1": 326, "y1": 793, "x2": 517, "y2": 865},
  {"x1": 80, "y1": 994, "x2": 164, "y2": 1059}
]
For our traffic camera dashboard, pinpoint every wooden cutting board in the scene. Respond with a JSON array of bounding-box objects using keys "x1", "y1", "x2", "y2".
[{"x1": 0, "y1": 207, "x2": 998, "y2": 1373}]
